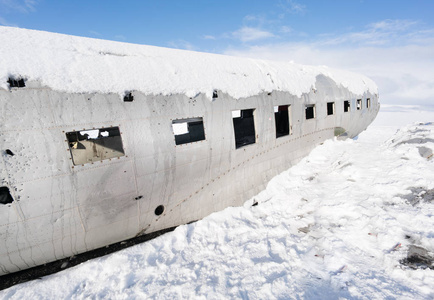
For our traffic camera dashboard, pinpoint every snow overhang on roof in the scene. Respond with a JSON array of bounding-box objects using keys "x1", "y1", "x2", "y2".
[{"x1": 0, "y1": 26, "x2": 378, "y2": 100}]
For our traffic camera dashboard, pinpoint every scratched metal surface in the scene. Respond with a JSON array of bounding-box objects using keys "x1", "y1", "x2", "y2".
[{"x1": 0, "y1": 75, "x2": 379, "y2": 275}]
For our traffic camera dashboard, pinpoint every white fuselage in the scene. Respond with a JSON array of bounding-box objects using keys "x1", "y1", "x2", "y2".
[{"x1": 0, "y1": 73, "x2": 379, "y2": 275}]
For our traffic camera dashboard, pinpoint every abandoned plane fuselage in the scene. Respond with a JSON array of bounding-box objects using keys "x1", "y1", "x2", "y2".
[{"x1": 0, "y1": 26, "x2": 379, "y2": 276}]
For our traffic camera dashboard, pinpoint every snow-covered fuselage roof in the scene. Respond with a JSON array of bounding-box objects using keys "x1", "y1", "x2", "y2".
[{"x1": 0, "y1": 26, "x2": 377, "y2": 99}]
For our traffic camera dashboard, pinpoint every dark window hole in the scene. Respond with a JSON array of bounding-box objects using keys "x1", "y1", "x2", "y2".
[
  {"x1": 233, "y1": 109, "x2": 256, "y2": 149},
  {"x1": 212, "y1": 90, "x2": 218, "y2": 99},
  {"x1": 344, "y1": 100, "x2": 350, "y2": 112},
  {"x1": 155, "y1": 205, "x2": 165, "y2": 216},
  {"x1": 275, "y1": 105, "x2": 290, "y2": 138},
  {"x1": 0, "y1": 187, "x2": 14, "y2": 205},
  {"x1": 5, "y1": 149, "x2": 14, "y2": 156},
  {"x1": 124, "y1": 92, "x2": 134, "y2": 102},
  {"x1": 327, "y1": 102, "x2": 335, "y2": 116},
  {"x1": 305, "y1": 105, "x2": 315, "y2": 120},
  {"x1": 8, "y1": 77, "x2": 25, "y2": 88}
]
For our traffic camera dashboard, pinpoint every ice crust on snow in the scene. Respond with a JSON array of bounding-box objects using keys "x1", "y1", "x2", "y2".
[
  {"x1": 0, "y1": 26, "x2": 377, "y2": 99},
  {"x1": 1, "y1": 110, "x2": 433, "y2": 299}
]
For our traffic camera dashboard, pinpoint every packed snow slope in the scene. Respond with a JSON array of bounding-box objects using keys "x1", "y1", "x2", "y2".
[
  {"x1": 1, "y1": 107, "x2": 433, "y2": 299},
  {"x1": 0, "y1": 26, "x2": 377, "y2": 99}
]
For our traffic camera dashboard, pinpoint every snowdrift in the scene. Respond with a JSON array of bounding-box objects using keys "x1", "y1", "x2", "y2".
[
  {"x1": 0, "y1": 26, "x2": 377, "y2": 99},
  {"x1": 2, "y1": 119, "x2": 433, "y2": 299}
]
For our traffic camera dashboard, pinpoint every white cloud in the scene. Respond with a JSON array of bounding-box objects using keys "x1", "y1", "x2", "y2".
[
  {"x1": 224, "y1": 20, "x2": 434, "y2": 107},
  {"x1": 232, "y1": 26, "x2": 276, "y2": 42},
  {"x1": 368, "y1": 19, "x2": 418, "y2": 32},
  {"x1": 0, "y1": 16, "x2": 16, "y2": 26},
  {"x1": 0, "y1": 0, "x2": 37, "y2": 13},
  {"x1": 278, "y1": 0, "x2": 306, "y2": 15},
  {"x1": 242, "y1": 14, "x2": 271, "y2": 27},
  {"x1": 313, "y1": 19, "x2": 424, "y2": 47},
  {"x1": 24, "y1": 0, "x2": 37, "y2": 11},
  {"x1": 203, "y1": 35, "x2": 216, "y2": 40},
  {"x1": 280, "y1": 26, "x2": 292, "y2": 34},
  {"x1": 243, "y1": 15, "x2": 261, "y2": 22},
  {"x1": 114, "y1": 35, "x2": 126, "y2": 41},
  {"x1": 167, "y1": 39, "x2": 197, "y2": 51},
  {"x1": 0, "y1": 0, "x2": 37, "y2": 27},
  {"x1": 89, "y1": 30, "x2": 102, "y2": 37}
]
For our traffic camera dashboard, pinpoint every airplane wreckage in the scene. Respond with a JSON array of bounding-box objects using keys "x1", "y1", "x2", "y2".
[{"x1": 0, "y1": 26, "x2": 379, "y2": 275}]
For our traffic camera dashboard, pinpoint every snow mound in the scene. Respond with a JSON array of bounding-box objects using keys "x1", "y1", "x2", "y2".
[
  {"x1": 1, "y1": 119, "x2": 433, "y2": 299},
  {"x1": 0, "y1": 26, "x2": 377, "y2": 99}
]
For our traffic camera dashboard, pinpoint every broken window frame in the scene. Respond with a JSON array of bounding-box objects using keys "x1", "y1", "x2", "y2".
[
  {"x1": 274, "y1": 105, "x2": 291, "y2": 138},
  {"x1": 172, "y1": 117, "x2": 206, "y2": 145},
  {"x1": 344, "y1": 100, "x2": 350, "y2": 112},
  {"x1": 66, "y1": 126, "x2": 125, "y2": 166},
  {"x1": 327, "y1": 102, "x2": 335, "y2": 116},
  {"x1": 305, "y1": 104, "x2": 315, "y2": 120},
  {"x1": 232, "y1": 108, "x2": 256, "y2": 149}
]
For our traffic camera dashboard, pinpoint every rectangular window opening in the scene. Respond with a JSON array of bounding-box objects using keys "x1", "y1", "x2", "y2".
[
  {"x1": 172, "y1": 117, "x2": 206, "y2": 145},
  {"x1": 66, "y1": 126, "x2": 125, "y2": 165},
  {"x1": 233, "y1": 109, "x2": 256, "y2": 149},
  {"x1": 344, "y1": 100, "x2": 350, "y2": 112},
  {"x1": 367, "y1": 98, "x2": 371, "y2": 109},
  {"x1": 274, "y1": 105, "x2": 290, "y2": 138},
  {"x1": 327, "y1": 102, "x2": 335, "y2": 116},
  {"x1": 357, "y1": 99, "x2": 362, "y2": 110},
  {"x1": 305, "y1": 104, "x2": 315, "y2": 120}
]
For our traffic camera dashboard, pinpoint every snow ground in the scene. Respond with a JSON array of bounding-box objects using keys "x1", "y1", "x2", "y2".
[{"x1": 1, "y1": 106, "x2": 433, "y2": 300}]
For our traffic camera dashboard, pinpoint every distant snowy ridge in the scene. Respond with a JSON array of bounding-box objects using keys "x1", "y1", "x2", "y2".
[{"x1": 0, "y1": 26, "x2": 377, "y2": 99}]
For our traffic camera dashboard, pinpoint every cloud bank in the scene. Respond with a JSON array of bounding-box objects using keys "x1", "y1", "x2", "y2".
[{"x1": 224, "y1": 19, "x2": 434, "y2": 107}]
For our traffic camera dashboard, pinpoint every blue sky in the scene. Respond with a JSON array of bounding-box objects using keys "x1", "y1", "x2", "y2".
[{"x1": 1, "y1": 0, "x2": 434, "y2": 106}]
